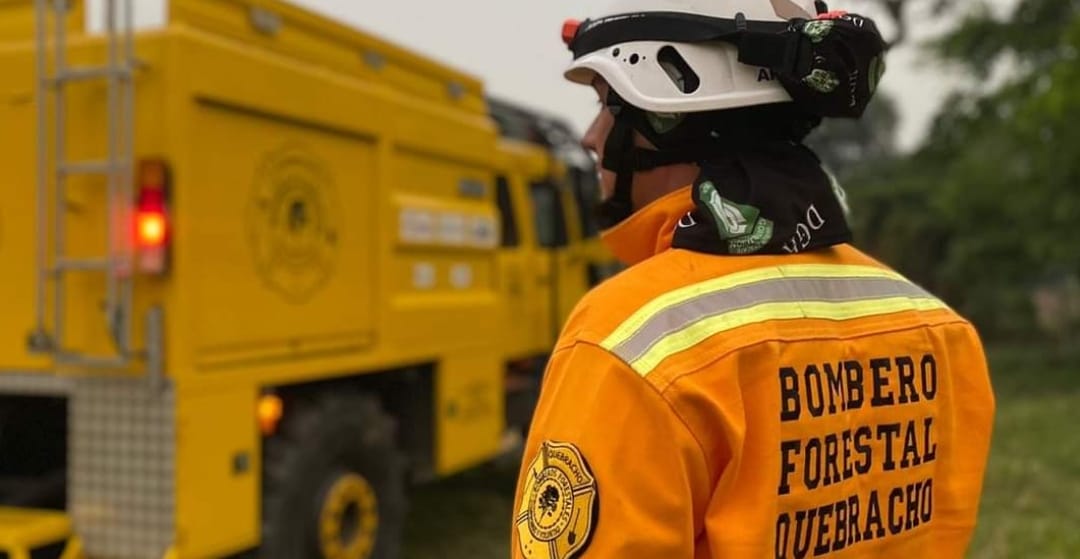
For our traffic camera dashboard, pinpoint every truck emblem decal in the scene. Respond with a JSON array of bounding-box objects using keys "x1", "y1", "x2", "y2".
[{"x1": 248, "y1": 144, "x2": 341, "y2": 303}]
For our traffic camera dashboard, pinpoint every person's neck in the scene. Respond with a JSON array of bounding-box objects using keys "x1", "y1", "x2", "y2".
[{"x1": 631, "y1": 163, "x2": 700, "y2": 209}]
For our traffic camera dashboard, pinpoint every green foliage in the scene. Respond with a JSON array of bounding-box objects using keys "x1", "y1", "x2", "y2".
[
  {"x1": 835, "y1": 2, "x2": 1080, "y2": 340},
  {"x1": 808, "y1": 93, "x2": 900, "y2": 175},
  {"x1": 971, "y1": 344, "x2": 1080, "y2": 557},
  {"x1": 934, "y1": 0, "x2": 1080, "y2": 78}
]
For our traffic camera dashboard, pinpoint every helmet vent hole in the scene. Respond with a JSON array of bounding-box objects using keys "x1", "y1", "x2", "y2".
[
  {"x1": 657, "y1": 46, "x2": 700, "y2": 94},
  {"x1": 612, "y1": 48, "x2": 621, "y2": 57},
  {"x1": 629, "y1": 53, "x2": 640, "y2": 65}
]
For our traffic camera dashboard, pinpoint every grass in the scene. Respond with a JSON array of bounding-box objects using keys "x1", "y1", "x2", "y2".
[
  {"x1": 401, "y1": 457, "x2": 518, "y2": 559},
  {"x1": 401, "y1": 344, "x2": 1080, "y2": 558},
  {"x1": 969, "y1": 344, "x2": 1080, "y2": 558}
]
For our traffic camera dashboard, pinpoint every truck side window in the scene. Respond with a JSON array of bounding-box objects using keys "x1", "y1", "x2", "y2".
[
  {"x1": 495, "y1": 176, "x2": 520, "y2": 247},
  {"x1": 530, "y1": 182, "x2": 569, "y2": 248},
  {"x1": 572, "y1": 169, "x2": 601, "y2": 239}
]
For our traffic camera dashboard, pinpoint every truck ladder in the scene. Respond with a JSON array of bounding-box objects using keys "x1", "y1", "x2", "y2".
[{"x1": 29, "y1": 0, "x2": 137, "y2": 367}]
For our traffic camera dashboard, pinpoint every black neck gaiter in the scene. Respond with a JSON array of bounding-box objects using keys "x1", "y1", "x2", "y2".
[{"x1": 671, "y1": 143, "x2": 853, "y2": 256}]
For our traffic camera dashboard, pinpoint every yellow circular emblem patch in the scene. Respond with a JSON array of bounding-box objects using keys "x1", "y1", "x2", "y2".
[{"x1": 516, "y1": 441, "x2": 597, "y2": 559}]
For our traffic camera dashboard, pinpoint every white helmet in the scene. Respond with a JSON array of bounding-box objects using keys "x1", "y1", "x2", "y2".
[{"x1": 563, "y1": 0, "x2": 819, "y2": 113}]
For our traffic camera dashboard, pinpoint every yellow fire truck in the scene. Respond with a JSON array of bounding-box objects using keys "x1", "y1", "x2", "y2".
[{"x1": 0, "y1": 1, "x2": 615, "y2": 557}]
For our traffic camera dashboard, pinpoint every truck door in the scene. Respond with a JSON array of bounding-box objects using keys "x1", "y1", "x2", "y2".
[
  {"x1": 529, "y1": 180, "x2": 584, "y2": 336},
  {"x1": 495, "y1": 174, "x2": 544, "y2": 356},
  {"x1": 567, "y1": 167, "x2": 622, "y2": 289}
]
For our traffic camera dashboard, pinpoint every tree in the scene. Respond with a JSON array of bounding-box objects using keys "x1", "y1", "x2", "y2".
[
  {"x1": 847, "y1": 1, "x2": 1080, "y2": 338},
  {"x1": 807, "y1": 93, "x2": 900, "y2": 178}
]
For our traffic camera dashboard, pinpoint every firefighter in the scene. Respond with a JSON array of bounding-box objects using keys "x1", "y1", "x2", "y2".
[{"x1": 511, "y1": 1, "x2": 995, "y2": 558}]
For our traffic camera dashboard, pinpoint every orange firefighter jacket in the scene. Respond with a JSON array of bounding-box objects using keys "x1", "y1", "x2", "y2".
[{"x1": 511, "y1": 186, "x2": 995, "y2": 559}]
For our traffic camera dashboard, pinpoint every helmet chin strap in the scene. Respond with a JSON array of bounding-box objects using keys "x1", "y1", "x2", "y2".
[
  {"x1": 596, "y1": 89, "x2": 702, "y2": 229},
  {"x1": 595, "y1": 90, "x2": 639, "y2": 229},
  {"x1": 595, "y1": 89, "x2": 760, "y2": 229},
  {"x1": 594, "y1": 89, "x2": 822, "y2": 229}
]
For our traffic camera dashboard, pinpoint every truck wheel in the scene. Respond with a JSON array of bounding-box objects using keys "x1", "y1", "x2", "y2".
[{"x1": 262, "y1": 392, "x2": 407, "y2": 559}]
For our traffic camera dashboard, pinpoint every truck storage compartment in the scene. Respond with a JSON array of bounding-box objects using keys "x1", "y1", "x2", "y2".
[{"x1": 186, "y1": 98, "x2": 378, "y2": 368}]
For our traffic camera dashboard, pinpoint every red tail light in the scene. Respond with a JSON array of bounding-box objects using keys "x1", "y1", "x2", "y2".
[
  {"x1": 136, "y1": 159, "x2": 171, "y2": 274},
  {"x1": 137, "y1": 211, "x2": 167, "y2": 247}
]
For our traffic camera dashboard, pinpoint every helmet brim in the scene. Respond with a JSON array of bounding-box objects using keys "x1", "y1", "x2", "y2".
[{"x1": 565, "y1": 47, "x2": 793, "y2": 114}]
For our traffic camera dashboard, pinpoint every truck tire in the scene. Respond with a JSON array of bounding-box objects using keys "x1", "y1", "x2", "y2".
[{"x1": 262, "y1": 392, "x2": 407, "y2": 559}]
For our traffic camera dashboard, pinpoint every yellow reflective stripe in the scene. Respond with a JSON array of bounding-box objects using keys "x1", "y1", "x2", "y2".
[
  {"x1": 628, "y1": 296, "x2": 948, "y2": 377},
  {"x1": 612, "y1": 276, "x2": 932, "y2": 364},
  {"x1": 601, "y1": 264, "x2": 909, "y2": 352}
]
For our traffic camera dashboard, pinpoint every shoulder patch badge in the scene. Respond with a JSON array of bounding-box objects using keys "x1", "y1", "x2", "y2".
[{"x1": 516, "y1": 441, "x2": 598, "y2": 559}]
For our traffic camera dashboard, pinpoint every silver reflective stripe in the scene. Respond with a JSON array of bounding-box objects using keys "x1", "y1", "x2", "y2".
[{"x1": 610, "y1": 275, "x2": 936, "y2": 369}]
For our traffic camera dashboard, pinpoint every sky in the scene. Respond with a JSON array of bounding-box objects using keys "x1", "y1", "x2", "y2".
[{"x1": 92, "y1": 0, "x2": 1019, "y2": 151}]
